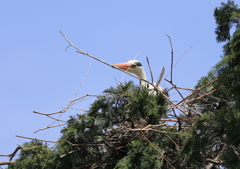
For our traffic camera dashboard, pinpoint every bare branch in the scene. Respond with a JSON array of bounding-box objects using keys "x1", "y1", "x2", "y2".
[
  {"x1": 60, "y1": 31, "x2": 166, "y2": 95},
  {"x1": 33, "y1": 94, "x2": 98, "y2": 116},
  {"x1": 0, "y1": 161, "x2": 15, "y2": 165},
  {"x1": 155, "y1": 67, "x2": 165, "y2": 87},
  {"x1": 166, "y1": 34, "x2": 173, "y2": 83},
  {"x1": 34, "y1": 123, "x2": 67, "y2": 133},
  {"x1": 16, "y1": 135, "x2": 58, "y2": 143},
  {"x1": 146, "y1": 57, "x2": 154, "y2": 83},
  {"x1": 169, "y1": 79, "x2": 218, "y2": 110}
]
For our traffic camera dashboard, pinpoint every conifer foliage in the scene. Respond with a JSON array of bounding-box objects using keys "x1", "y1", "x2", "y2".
[{"x1": 4, "y1": 1, "x2": 240, "y2": 168}]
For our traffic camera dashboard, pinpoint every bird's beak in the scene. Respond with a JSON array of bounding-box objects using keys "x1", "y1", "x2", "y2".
[{"x1": 111, "y1": 62, "x2": 130, "y2": 70}]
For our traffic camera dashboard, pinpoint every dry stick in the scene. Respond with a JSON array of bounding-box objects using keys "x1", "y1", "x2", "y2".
[
  {"x1": 164, "y1": 41, "x2": 198, "y2": 79},
  {"x1": 0, "y1": 145, "x2": 23, "y2": 161},
  {"x1": 67, "y1": 141, "x2": 105, "y2": 147},
  {"x1": 60, "y1": 31, "x2": 140, "y2": 80},
  {"x1": 165, "y1": 79, "x2": 201, "y2": 116},
  {"x1": 16, "y1": 135, "x2": 58, "y2": 143},
  {"x1": 47, "y1": 115, "x2": 67, "y2": 123},
  {"x1": 185, "y1": 89, "x2": 217, "y2": 103},
  {"x1": 34, "y1": 123, "x2": 68, "y2": 133},
  {"x1": 166, "y1": 34, "x2": 173, "y2": 83},
  {"x1": 163, "y1": 85, "x2": 195, "y2": 95},
  {"x1": 169, "y1": 78, "x2": 218, "y2": 110},
  {"x1": 155, "y1": 67, "x2": 165, "y2": 88},
  {"x1": 33, "y1": 94, "x2": 98, "y2": 133},
  {"x1": 33, "y1": 94, "x2": 98, "y2": 116},
  {"x1": 74, "y1": 58, "x2": 92, "y2": 97},
  {"x1": 165, "y1": 35, "x2": 185, "y2": 130},
  {"x1": 160, "y1": 119, "x2": 178, "y2": 122},
  {"x1": 165, "y1": 133, "x2": 180, "y2": 149},
  {"x1": 206, "y1": 144, "x2": 226, "y2": 169},
  {"x1": 0, "y1": 161, "x2": 15, "y2": 165},
  {"x1": 59, "y1": 31, "x2": 165, "y2": 96},
  {"x1": 146, "y1": 57, "x2": 154, "y2": 83},
  {"x1": 175, "y1": 86, "x2": 196, "y2": 91},
  {"x1": 126, "y1": 126, "x2": 188, "y2": 136}
]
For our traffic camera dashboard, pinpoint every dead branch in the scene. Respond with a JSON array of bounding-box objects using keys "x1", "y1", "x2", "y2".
[
  {"x1": 174, "y1": 86, "x2": 196, "y2": 91},
  {"x1": 16, "y1": 135, "x2": 58, "y2": 143},
  {"x1": 165, "y1": 79, "x2": 203, "y2": 116},
  {"x1": 0, "y1": 161, "x2": 15, "y2": 165},
  {"x1": 146, "y1": 57, "x2": 154, "y2": 83},
  {"x1": 160, "y1": 119, "x2": 178, "y2": 122},
  {"x1": 155, "y1": 67, "x2": 165, "y2": 88},
  {"x1": 186, "y1": 89, "x2": 217, "y2": 103},
  {"x1": 169, "y1": 79, "x2": 218, "y2": 110},
  {"x1": 0, "y1": 144, "x2": 42, "y2": 165},
  {"x1": 60, "y1": 31, "x2": 167, "y2": 96},
  {"x1": 34, "y1": 123, "x2": 68, "y2": 133},
  {"x1": 206, "y1": 144, "x2": 226, "y2": 169},
  {"x1": 33, "y1": 94, "x2": 98, "y2": 116},
  {"x1": 0, "y1": 145, "x2": 23, "y2": 161},
  {"x1": 166, "y1": 34, "x2": 173, "y2": 83},
  {"x1": 125, "y1": 124, "x2": 188, "y2": 136}
]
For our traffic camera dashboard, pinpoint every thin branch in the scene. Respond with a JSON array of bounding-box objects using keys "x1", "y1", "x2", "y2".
[
  {"x1": 160, "y1": 119, "x2": 178, "y2": 122},
  {"x1": 146, "y1": 57, "x2": 154, "y2": 83},
  {"x1": 60, "y1": 31, "x2": 140, "y2": 81},
  {"x1": 0, "y1": 145, "x2": 23, "y2": 161},
  {"x1": 60, "y1": 31, "x2": 166, "y2": 95},
  {"x1": 0, "y1": 145, "x2": 41, "y2": 163},
  {"x1": 16, "y1": 135, "x2": 58, "y2": 143},
  {"x1": 206, "y1": 144, "x2": 226, "y2": 169},
  {"x1": 165, "y1": 79, "x2": 202, "y2": 116},
  {"x1": 186, "y1": 89, "x2": 217, "y2": 103},
  {"x1": 155, "y1": 67, "x2": 165, "y2": 87},
  {"x1": 33, "y1": 94, "x2": 98, "y2": 116},
  {"x1": 34, "y1": 123, "x2": 67, "y2": 133},
  {"x1": 0, "y1": 161, "x2": 15, "y2": 165},
  {"x1": 168, "y1": 79, "x2": 218, "y2": 109},
  {"x1": 166, "y1": 34, "x2": 173, "y2": 83},
  {"x1": 165, "y1": 41, "x2": 198, "y2": 79}
]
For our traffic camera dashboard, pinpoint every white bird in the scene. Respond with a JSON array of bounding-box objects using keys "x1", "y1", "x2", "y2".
[{"x1": 112, "y1": 60, "x2": 167, "y2": 95}]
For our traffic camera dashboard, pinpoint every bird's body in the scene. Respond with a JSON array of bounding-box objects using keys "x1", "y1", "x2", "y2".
[{"x1": 112, "y1": 60, "x2": 165, "y2": 94}]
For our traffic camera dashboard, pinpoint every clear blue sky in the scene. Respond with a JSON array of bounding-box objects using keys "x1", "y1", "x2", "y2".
[{"x1": 1, "y1": 0, "x2": 226, "y2": 165}]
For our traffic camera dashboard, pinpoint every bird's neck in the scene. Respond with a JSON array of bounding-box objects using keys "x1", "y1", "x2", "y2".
[{"x1": 135, "y1": 68, "x2": 148, "y2": 88}]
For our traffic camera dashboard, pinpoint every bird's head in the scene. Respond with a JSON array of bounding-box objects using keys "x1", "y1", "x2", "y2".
[{"x1": 112, "y1": 60, "x2": 145, "y2": 78}]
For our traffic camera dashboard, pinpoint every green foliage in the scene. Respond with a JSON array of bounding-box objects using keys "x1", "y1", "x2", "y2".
[
  {"x1": 185, "y1": 1, "x2": 240, "y2": 168},
  {"x1": 115, "y1": 140, "x2": 163, "y2": 169},
  {"x1": 214, "y1": 0, "x2": 240, "y2": 42},
  {"x1": 52, "y1": 81, "x2": 169, "y2": 168},
  {"x1": 8, "y1": 141, "x2": 55, "y2": 169},
  {"x1": 7, "y1": 1, "x2": 240, "y2": 168}
]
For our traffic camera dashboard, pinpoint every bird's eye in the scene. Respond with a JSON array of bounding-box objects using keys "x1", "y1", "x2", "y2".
[{"x1": 135, "y1": 62, "x2": 142, "y2": 67}]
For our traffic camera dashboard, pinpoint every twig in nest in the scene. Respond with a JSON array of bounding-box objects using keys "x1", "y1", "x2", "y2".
[{"x1": 168, "y1": 79, "x2": 218, "y2": 110}]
